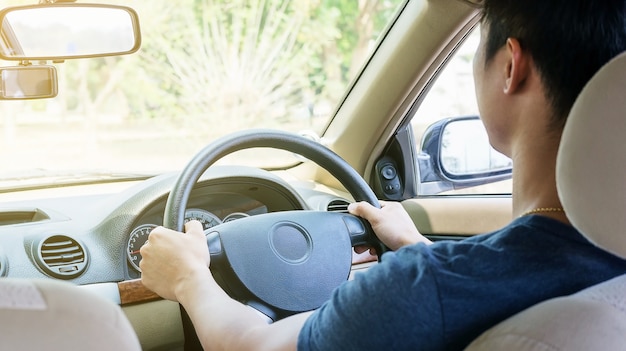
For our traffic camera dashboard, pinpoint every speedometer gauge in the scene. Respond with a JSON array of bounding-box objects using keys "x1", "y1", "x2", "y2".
[
  {"x1": 126, "y1": 209, "x2": 221, "y2": 272},
  {"x1": 184, "y1": 208, "x2": 222, "y2": 232},
  {"x1": 127, "y1": 223, "x2": 157, "y2": 272}
]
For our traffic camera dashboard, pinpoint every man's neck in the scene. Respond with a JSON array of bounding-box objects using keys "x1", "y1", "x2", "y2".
[{"x1": 510, "y1": 129, "x2": 571, "y2": 225}]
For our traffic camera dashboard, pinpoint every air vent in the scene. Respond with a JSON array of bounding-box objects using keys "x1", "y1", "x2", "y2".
[
  {"x1": 326, "y1": 199, "x2": 350, "y2": 213},
  {"x1": 34, "y1": 235, "x2": 87, "y2": 279}
]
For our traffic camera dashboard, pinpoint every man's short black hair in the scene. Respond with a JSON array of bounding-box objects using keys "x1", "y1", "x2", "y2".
[{"x1": 481, "y1": 0, "x2": 626, "y2": 127}]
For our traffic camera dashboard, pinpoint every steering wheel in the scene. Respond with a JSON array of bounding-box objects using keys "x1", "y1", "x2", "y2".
[{"x1": 163, "y1": 129, "x2": 386, "y2": 322}]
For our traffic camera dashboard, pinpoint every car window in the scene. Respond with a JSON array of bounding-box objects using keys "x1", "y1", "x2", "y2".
[
  {"x1": 0, "y1": 0, "x2": 405, "y2": 188},
  {"x1": 411, "y1": 26, "x2": 513, "y2": 195}
]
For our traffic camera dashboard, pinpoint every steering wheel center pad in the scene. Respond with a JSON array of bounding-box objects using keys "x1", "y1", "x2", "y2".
[{"x1": 207, "y1": 210, "x2": 370, "y2": 320}]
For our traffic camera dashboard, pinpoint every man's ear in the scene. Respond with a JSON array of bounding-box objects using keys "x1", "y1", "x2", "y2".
[{"x1": 503, "y1": 38, "x2": 530, "y2": 94}]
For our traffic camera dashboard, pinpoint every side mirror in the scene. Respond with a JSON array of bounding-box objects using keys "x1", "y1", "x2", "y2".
[
  {"x1": 417, "y1": 116, "x2": 512, "y2": 195},
  {"x1": 0, "y1": 65, "x2": 57, "y2": 100},
  {"x1": 0, "y1": 4, "x2": 141, "y2": 61}
]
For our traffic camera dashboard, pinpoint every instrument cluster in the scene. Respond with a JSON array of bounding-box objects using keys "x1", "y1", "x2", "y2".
[{"x1": 126, "y1": 193, "x2": 267, "y2": 277}]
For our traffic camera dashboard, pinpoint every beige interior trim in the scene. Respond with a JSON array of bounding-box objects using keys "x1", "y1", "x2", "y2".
[
  {"x1": 403, "y1": 196, "x2": 512, "y2": 235},
  {"x1": 311, "y1": 0, "x2": 478, "y2": 190},
  {"x1": 123, "y1": 300, "x2": 184, "y2": 351}
]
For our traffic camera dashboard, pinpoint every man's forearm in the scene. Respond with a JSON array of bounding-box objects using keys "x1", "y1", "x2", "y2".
[{"x1": 176, "y1": 268, "x2": 312, "y2": 351}]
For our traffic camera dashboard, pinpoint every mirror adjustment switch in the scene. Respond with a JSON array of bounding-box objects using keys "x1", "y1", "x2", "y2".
[{"x1": 374, "y1": 157, "x2": 403, "y2": 200}]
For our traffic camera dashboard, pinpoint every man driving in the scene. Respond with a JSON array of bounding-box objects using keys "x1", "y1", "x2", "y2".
[{"x1": 139, "y1": 0, "x2": 626, "y2": 349}]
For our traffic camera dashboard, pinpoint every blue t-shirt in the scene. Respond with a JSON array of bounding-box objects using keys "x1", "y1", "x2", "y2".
[{"x1": 297, "y1": 215, "x2": 626, "y2": 350}]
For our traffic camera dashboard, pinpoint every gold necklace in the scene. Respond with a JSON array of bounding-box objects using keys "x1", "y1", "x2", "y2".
[{"x1": 520, "y1": 207, "x2": 564, "y2": 217}]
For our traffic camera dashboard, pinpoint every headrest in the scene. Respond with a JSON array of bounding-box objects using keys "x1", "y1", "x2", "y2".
[{"x1": 557, "y1": 52, "x2": 626, "y2": 259}]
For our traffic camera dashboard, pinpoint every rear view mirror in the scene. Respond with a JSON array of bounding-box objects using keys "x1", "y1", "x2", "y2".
[
  {"x1": 0, "y1": 4, "x2": 141, "y2": 61},
  {"x1": 0, "y1": 65, "x2": 57, "y2": 100}
]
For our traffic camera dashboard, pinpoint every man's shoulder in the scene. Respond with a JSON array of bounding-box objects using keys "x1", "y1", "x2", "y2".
[
  {"x1": 459, "y1": 214, "x2": 584, "y2": 247},
  {"x1": 396, "y1": 215, "x2": 590, "y2": 270}
]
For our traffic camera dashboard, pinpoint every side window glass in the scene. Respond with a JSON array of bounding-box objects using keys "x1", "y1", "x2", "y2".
[{"x1": 411, "y1": 27, "x2": 512, "y2": 195}]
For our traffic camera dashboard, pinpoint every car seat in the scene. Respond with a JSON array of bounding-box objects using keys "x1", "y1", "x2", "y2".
[
  {"x1": 0, "y1": 278, "x2": 141, "y2": 350},
  {"x1": 465, "y1": 51, "x2": 626, "y2": 350}
]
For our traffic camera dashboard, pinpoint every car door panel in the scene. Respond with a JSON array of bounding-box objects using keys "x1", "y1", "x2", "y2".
[{"x1": 403, "y1": 196, "x2": 512, "y2": 237}]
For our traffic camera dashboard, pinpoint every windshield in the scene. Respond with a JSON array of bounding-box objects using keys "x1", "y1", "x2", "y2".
[{"x1": 0, "y1": 0, "x2": 404, "y2": 187}]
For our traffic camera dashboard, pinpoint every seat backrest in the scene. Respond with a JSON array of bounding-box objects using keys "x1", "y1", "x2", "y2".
[
  {"x1": 465, "y1": 51, "x2": 626, "y2": 351},
  {"x1": 0, "y1": 278, "x2": 141, "y2": 350},
  {"x1": 466, "y1": 274, "x2": 626, "y2": 350}
]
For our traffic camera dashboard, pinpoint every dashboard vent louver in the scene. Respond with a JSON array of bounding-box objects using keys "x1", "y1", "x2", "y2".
[
  {"x1": 35, "y1": 235, "x2": 87, "y2": 279},
  {"x1": 326, "y1": 199, "x2": 350, "y2": 213}
]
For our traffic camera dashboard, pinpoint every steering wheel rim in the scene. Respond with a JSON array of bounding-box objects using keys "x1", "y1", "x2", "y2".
[
  {"x1": 164, "y1": 129, "x2": 386, "y2": 325},
  {"x1": 164, "y1": 128, "x2": 380, "y2": 230}
]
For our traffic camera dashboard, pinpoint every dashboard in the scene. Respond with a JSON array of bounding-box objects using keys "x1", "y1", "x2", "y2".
[{"x1": 0, "y1": 165, "x2": 352, "y2": 285}]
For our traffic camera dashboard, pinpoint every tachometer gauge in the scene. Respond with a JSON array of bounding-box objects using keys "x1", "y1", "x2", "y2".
[
  {"x1": 184, "y1": 208, "x2": 222, "y2": 232},
  {"x1": 223, "y1": 212, "x2": 250, "y2": 222},
  {"x1": 127, "y1": 223, "x2": 157, "y2": 272}
]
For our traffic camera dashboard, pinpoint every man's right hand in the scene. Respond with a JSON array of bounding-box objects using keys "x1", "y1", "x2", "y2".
[{"x1": 348, "y1": 201, "x2": 431, "y2": 254}]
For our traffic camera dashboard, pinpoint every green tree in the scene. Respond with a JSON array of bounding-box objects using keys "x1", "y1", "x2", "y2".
[{"x1": 126, "y1": 0, "x2": 403, "y2": 135}]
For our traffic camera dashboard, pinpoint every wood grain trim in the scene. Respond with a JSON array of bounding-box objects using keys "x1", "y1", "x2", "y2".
[{"x1": 118, "y1": 279, "x2": 162, "y2": 306}]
